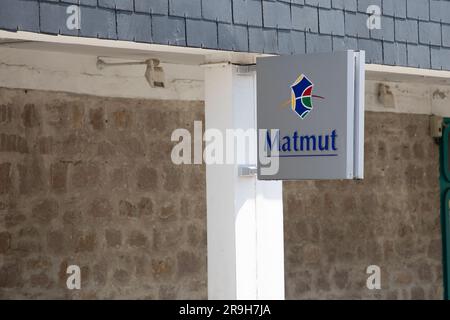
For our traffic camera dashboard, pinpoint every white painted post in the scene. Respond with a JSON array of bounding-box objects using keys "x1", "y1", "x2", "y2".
[{"x1": 204, "y1": 63, "x2": 285, "y2": 300}]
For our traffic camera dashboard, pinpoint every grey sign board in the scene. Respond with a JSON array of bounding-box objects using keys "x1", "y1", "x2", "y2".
[{"x1": 257, "y1": 51, "x2": 365, "y2": 180}]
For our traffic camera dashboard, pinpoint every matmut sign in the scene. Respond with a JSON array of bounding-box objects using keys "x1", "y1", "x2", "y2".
[{"x1": 257, "y1": 51, "x2": 365, "y2": 180}]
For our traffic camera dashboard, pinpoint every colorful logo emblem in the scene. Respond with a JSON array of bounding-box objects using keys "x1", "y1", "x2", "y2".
[{"x1": 288, "y1": 74, "x2": 324, "y2": 119}]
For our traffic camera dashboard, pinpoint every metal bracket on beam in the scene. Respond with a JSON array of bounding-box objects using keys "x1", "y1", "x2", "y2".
[
  {"x1": 235, "y1": 64, "x2": 256, "y2": 74},
  {"x1": 238, "y1": 165, "x2": 258, "y2": 177},
  {"x1": 430, "y1": 115, "x2": 443, "y2": 139},
  {"x1": 200, "y1": 62, "x2": 256, "y2": 74}
]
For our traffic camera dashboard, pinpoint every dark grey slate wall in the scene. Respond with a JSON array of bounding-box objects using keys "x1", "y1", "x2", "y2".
[{"x1": 1, "y1": 0, "x2": 450, "y2": 70}]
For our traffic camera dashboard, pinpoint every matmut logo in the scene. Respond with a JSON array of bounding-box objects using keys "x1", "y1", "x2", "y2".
[{"x1": 289, "y1": 74, "x2": 324, "y2": 119}]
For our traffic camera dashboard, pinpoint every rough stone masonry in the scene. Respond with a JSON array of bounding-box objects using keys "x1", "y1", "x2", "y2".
[
  {"x1": 0, "y1": 88, "x2": 206, "y2": 299},
  {"x1": 284, "y1": 112, "x2": 443, "y2": 299},
  {"x1": 0, "y1": 87, "x2": 444, "y2": 299}
]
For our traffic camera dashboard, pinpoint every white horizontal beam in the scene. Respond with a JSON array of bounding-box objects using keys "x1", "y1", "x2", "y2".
[
  {"x1": 366, "y1": 63, "x2": 450, "y2": 85},
  {"x1": 0, "y1": 30, "x2": 259, "y2": 65},
  {"x1": 3, "y1": 30, "x2": 450, "y2": 82}
]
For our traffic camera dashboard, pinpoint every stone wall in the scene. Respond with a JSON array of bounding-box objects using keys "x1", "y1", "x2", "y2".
[
  {"x1": 284, "y1": 112, "x2": 444, "y2": 299},
  {"x1": 0, "y1": 87, "x2": 445, "y2": 299},
  {"x1": 0, "y1": 88, "x2": 206, "y2": 299}
]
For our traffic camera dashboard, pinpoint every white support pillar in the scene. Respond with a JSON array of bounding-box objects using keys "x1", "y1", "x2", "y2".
[{"x1": 204, "y1": 63, "x2": 285, "y2": 300}]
